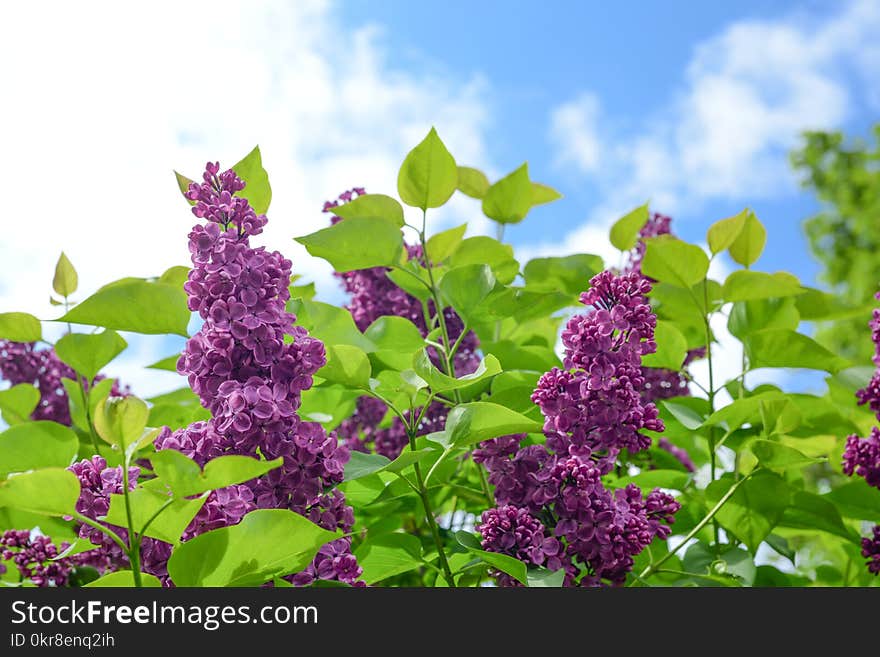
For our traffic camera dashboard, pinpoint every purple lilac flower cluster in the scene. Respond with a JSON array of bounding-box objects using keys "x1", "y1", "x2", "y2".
[
  {"x1": 1, "y1": 530, "x2": 75, "y2": 587},
  {"x1": 151, "y1": 162, "x2": 361, "y2": 586},
  {"x1": 0, "y1": 341, "x2": 128, "y2": 424},
  {"x1": 843, "y1": 427, "x2": 880, "y2": 488},
  {"x1": 476, "y1": 272, "x2": 679, "y2": 586},
  {"x1": 534, "y1": 271, "x2": 663, "y2": 457},
  {"x1": 863, "y1": 525, "x2": 880, "y2": 575},
  {"x1": 842, "y1": 290, "x2": 880, "y2": 575},
  {"x1": 67, "y1": 456, "x2": 172, "y2": 581},
  {"x1": 855, "y1": 292, "x2": 880, "y2": 416},
  {"x1": 323, "y1": 190, "x2": 478, "y2": 459}
]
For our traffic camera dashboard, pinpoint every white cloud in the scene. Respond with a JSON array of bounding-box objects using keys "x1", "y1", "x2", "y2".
[
  {"x1": 0, "y1": 0, "x2": 493, "y2": 396},
  {"x1": 540, "y1": 0, "x2": 880, "y2": 261},
  {"x1": 550, "y1": 93, "x2": 602, "y2": 174}
]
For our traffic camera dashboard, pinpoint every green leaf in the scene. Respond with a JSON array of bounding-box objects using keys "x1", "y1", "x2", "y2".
[
  {"x1": 294, "y1": 217, "x2": 404, "y2": 272},
  {"x1": 480, "y1": 340, "x2": 561, "y2": 372},
  {"x1": 443, "y1": 402, "x2": 542, "y2": 447},
  {"x1": 368, "y1": 369, "x2": 428, "y2": 410},
  {"x1": 338, "y1": 475, "x2": 387, "y2": 507},
  {"x1": 385, "y1": 267, "x2": 433, "y2": 302},
  {"x1": 93, "y1": 395, "x2": 149, "y2": 449},
  {"x1": 482, "y1": 163, "x2": 533, "y2": 224},
  {"x1": 0, "y1": 469, "x2": 80, "y2": 516},
  {"x1": 456, "y1": 166, "x2": 490, "y2": 199},
  {"x1": 364, "y1": 316, "x2": 425, "y2": 372},
  {"x1": 167, "y1": 509, "x2": 339, "y2": 586},
  {"x1": 530, "y1": 182, "x2": 562, "y2": 207},
  {"x1": 55, "y1": 330, "x2": 127, "y2": 382},
  {"x1": 397, "y1": 127, "x2": 458, "y2": 210},
  {"x1": 758, "y1": 399, "x2": 802, "y2": 436},
  {"x1": 485, "y1": 288, "x2": 571, "y2": 324},
  {"x1": 449, "y1": 236, "x2": 518, "y2": 285},
  {"x1": 413, "y1": 351, "x2": 501, "y2": 394},
  {"x1": 319, "y1": 344, "x2": 371, "y2": 389},
  {"x1": 728, "y1": 298, "x2": 800, "y2": 340},
  {"x1": 146, "y1": 354, "x2": 180, "y2": 372},
  {"x1": 52, "y1": 252, "x2": 78, "y2": 297},
  {"x1": 702, "y1": 391, "x2": 786, "y2": 431},
  {"x1": 721, "y1": 271, "x2": 804, "y2": 302},
  {"x1": 526, "y1": 567, "x2": 565, "y2": 587},
  {"x1": 822, "y1": 480, "x2": 880, "y2": 520},
  {"x1": 642, "y1": 322, "x2": 688, "y2": 370},
  {"x1": 289, "y1": 280, "x2": 316, "y2": 301},
  {"x1": 383, "y1": 448, "x2": 437, "y2": 474},
  {"x1": 523, "y1": 254, "x2": 604, "y2": 297},
  {"x1": 745, "y1": 329, "x2": 849, "y2": 373},
  {"x1": 642, "y1": 236, "x2": 709, "y2": 288},
  {"x1": 329, "y1": 194, "x2": 404, "y2": 227},
  {"x1": 0, "y1": 384, "x2": 39, "y2": 425},
  {"x1": 147, "y1": 387, "x2": 211, "y2": 431},
  {"x1": 706, "y1": 209, "x2": 748, "y2": 255},
  {"x1": 683, "y1": 544, "x2": 756, "y2": 586},
  {"x1": 663, "y1": 400, "x2": 705, "y2": 431},
  {"x1": 794, "y1": 287, "x2": 872, "y2": 321},
  {"x1": 0, "y1": 421, "x2": 79, "y2": 477},
  {"x1": 344, "y1": 452, "x2": 392, "y2": 482},
  {"x1": 609, "y1": 203, "x2": 649, "y2": 251},
  {"x1": 158, "y1": 265, "x2": 190, "y2": 290},
  {"x1": 231, "y1": 145, "x2": 272, "y2": 215},
  {"x1": 59, "y1": 279, "x2": 191, "y2": 336},
  {"x1": 728, "y1": 211, "x2": 766, "y2": 267},
  {"x1": 355, "y1": 533, "x2": 424, "y2": 584},
  {"x1": 151, "y1": 450, "x2": 283, "y2": 498},
  {"x1": 613, "y1": 469, "x2": 691, "y2": 491},
  {"x1": 706, "y1": 472, "x2": 791, "y2": 553},
  {"x1": 780, "y1": 491, "x2": 853, "y2": 541},
  {"x1": 750, "y1": 440, "x2": 825, "y2": 471},
  {"x1": 426, "y1": 224, "x2": 467, "y2": 264},
  {"x1": 455, "y1": 531, "x2": 527, "y2": 585},
  {"x1": 0, "y1": 312, "x2": 41, "y2": 342},
  {"x1": 85, "y1": 571, "x2": 162, "y2": 587},
  {"x1": 288, "y1": 298, "x2": 375, "y2": 351},
  {"x1": 438, "y1": 264, "x2": 497, "y2": 326},
  {"x1": 174, "y1": 170, "x2": 195, "y2": 204},
  {"x1": 105, "y1": 484, "x2": 206, "y2": 544}
]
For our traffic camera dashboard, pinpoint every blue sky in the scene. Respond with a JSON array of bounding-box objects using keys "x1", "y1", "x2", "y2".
[{"x1": 0, "y1": 0, "x2": 878, "y2": 396}]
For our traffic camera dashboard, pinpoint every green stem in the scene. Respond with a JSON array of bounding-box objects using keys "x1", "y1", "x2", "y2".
[
  {"x1": 120, "y1": 452, "x2": 142, "y2": 588},
  {"x1": 638, "y1": 472, "x2": 754, "y2": 580},
  {"x1": 419, "y1": 209, "x2": 457, "y2": 380},
  {"x1": 78, "y1": 376, "x2": 102, "y2": 457},
  {"x1": 495, "y1": 222, "x2": 505, "y2": 242},
  {"x1": 408, "y1": 428, "x2": 455, "y2": 587},
  {"x1": 477, "y1": 463, "x2": 495, "y2": 507},
  {"x1": 391, "y1": 264, "x2": 434, "y2": 294},
  {"x1": 73, "y1": 512, "x2": 128, "y2": 556},
  {"x1": 703, "y1": 279, "x2": 721, "y2": 552}
]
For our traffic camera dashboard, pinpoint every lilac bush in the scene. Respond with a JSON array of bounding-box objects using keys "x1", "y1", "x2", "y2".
[{"x1": 2, "y1": 130, "x2": 875, "y2": 589}]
